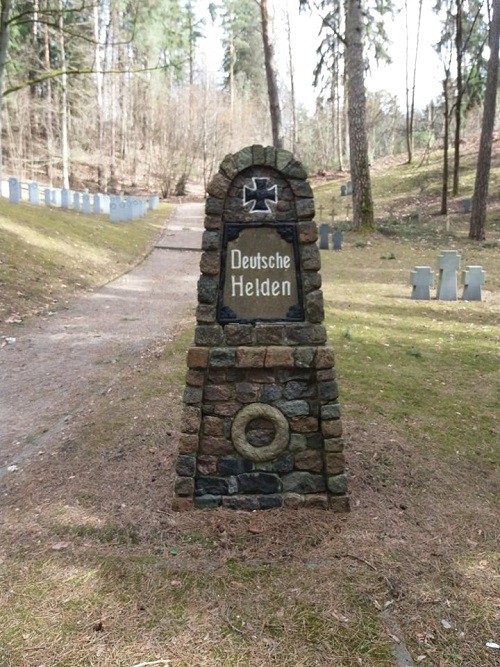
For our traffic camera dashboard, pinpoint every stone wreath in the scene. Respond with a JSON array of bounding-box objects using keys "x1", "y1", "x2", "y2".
[{"x1": 231, "y1": 403, "x2": 290, "y2": 462}]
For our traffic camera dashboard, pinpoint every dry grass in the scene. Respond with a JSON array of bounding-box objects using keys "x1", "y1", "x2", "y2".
[{"x1": 0, "y1": 201, "x2": 170, "y2": 329}]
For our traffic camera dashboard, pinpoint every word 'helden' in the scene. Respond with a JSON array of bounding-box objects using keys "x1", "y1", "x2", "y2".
[{"x1": 230, "y1": 275, "x2": 292, "y2": 298}]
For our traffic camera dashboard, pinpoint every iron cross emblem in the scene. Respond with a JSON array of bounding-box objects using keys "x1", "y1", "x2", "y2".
[{"x1": 243, "y1": 177, "x2": 278, "y2": 213}]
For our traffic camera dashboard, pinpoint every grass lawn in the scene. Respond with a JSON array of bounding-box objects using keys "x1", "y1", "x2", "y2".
[{"x1": 0, "y1": 149, "x2": 499, "y2": 666}]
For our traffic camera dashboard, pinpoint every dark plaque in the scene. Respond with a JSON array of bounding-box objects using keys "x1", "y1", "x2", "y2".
[{"x1": 218, "y1": 223, "x2": 304, "y2": 323}]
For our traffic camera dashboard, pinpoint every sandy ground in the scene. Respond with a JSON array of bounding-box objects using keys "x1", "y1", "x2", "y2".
[{"x1": 0, "y1": 202, "x2": 204, "y2": 477}]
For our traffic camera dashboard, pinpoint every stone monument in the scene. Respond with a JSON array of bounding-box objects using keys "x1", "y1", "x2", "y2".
[{"x1": 173, "y1": 145, "x2": 348, "y2": 512}]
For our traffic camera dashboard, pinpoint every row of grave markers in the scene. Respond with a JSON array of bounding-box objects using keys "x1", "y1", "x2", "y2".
[
  {"x1": 318, "y1": 233, "x2": 485, "y2": 301},
  {"x1": 2, "y1": 178, "x2": 160, "y2": 222},
  {"x1": 411, "y1": 250, "x2": 486, "y2": 301},
  {"x1": 319, "y1": 224, "x2": 343, "y2": 250}
]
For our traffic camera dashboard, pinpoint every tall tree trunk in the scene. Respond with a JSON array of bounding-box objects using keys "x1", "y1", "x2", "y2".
[
  {"x1": 405, "y1": 0, "x2": 423, "y2": 164},
  {"x1": 58, "y1": 0, "x2": 70, "y2": 188},
  {"x1": 109, "y1": 0, "x2": 118, "y2": 190},
  {"x1": 94, "y1": 2, "x2": 106, "y2": 190},
  {"x1": 285, "y1": 7, "x2": 297, "y2": 154},
  {"x1": 43, "y1": 3, "x2": 54, "y2": 185},
  {"x1": 120, "y1": 44, "x2": 128, "y2": 164},
  {"x1": 345, "y1": 0, "x2": 374, "y2": 230},
  {"x1": 335, "y1": 49, "x2": 344, "y2": 172},
  {"x1": 441, "y1": 73, "x2": 450, "y2": 215},
  {"x1": 469, "y1": 0, "x2": 500, "y2": 240},
  {"x1": 228, "y1": 9, "x2": 235, "y2": 142},
  {"x1": 260, "y1": 0, "x2": 283, "y2": 149},
  {"x1": 452, "y1": 0, "x2": 463, "y2": 196},
  {"x1": 28, "y1": 0, "x2": 40, "y2": 172},
  {"x1": 0, "y1": 0, "x2": 12, "y2": 186},
  {"x1": 187, "y1": 0, "x2": 194, "y2": 86}
]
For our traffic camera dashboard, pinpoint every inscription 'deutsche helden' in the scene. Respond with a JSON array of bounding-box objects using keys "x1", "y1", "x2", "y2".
[{"x1": 218, "y1": 224, "x2": 304, "y2": 323}]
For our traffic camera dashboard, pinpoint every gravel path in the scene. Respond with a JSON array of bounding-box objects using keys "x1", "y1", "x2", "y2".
[{"x1": 0, "y1": 202, "x2": 204, "y2": 476}]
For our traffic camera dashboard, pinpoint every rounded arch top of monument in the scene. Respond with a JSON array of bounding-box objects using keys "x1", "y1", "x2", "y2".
[
  {"x1": 216, "y1": 145, "x2": 308, "y2": 185},
  {"x1": 206, "y1": 146, "x2": 313, "y2": 223}
]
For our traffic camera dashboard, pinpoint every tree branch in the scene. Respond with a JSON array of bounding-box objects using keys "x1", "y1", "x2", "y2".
[
  {"x1": 2, "y1": 64, "x2": 171, "y2": 97},
  {"x1": 6, "y1": 2, "x2": 91, "y2": 26},
  {"x1": 319, "y1": 13, "x2": 347, "y2": 46}
]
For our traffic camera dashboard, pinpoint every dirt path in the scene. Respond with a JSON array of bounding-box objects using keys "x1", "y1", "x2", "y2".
[{"x1": 0, "y1": 202, "x2": 204, "y2": 477}]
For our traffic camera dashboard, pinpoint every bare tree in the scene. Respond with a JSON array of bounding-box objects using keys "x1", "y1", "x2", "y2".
[
  {"x1": 285, "y1": 6, "x2": 297, "y2": 153},
  {"x1": 404, "y1": 0, "x2": 423, "y2": 164},
  {"x1": 441, "y1": 70, "x2": 452, "y2": 215},
  {"x1": 58, "y1": 0, "x2": 70, "y2": 189},
  {"x1": 0, "y1": 0, "x2": 12, "y2": 185},
  {"x1": 258, "y1": 0, "x2": 283, "y2": 148}
]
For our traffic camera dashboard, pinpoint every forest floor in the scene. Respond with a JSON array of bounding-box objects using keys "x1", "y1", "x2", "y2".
[{"x1": 0, "y1": 152, "x2": 499, "y2": 666}]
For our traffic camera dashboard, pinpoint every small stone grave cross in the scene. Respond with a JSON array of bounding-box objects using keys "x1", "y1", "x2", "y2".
[
  {"x1": 8, "y1": 177, "x2": 20, "y2": 204},
  {"x1": 82, "y1": 193, "x2": 91, "y2": 215},
  {"x1": 437, "y1": 250, "x2": 460, "y2": 300},
  {"x1": 110, "y1": 197, "x2": 120, "y2": 223},
  {"x1": 410, "y1": 266, "x2": 434, "y2": 300},
  {"x1": 243, "y1": 177, "x2": 278, "y2": 212},
  {"x1": 61, "y1": 189, "x2": 70, "y2": 209},
  {"x1": 319, "y1": 224, "x2": 330, "y2": 249},
  {"x1": 28, "y1": 182, "x2": 39, "y2": 206},
  {"x1": 461, "y1": 265, "x2": 486, "y2": 301}
]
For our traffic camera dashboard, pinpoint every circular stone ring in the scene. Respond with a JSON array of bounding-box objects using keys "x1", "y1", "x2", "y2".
[{"x1": 231, "y1": 403, "x2": 290, "y2": 463}]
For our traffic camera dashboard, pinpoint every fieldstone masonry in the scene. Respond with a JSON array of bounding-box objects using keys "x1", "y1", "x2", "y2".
[{"x1": 173, "y1": 145, "x2": 349, "y2": 512}]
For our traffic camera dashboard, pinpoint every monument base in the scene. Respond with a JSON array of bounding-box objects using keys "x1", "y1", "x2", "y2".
[{"x1": 173, "y1": 341, "x2": 349, "y2": 512}]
